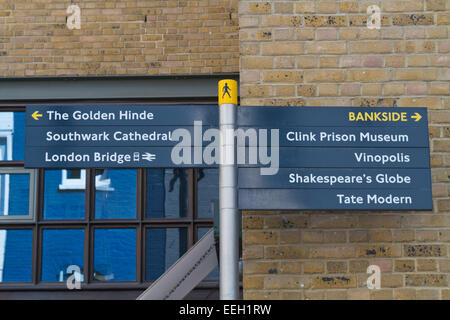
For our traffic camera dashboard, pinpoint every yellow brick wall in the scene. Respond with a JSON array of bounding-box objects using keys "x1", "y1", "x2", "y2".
[
  {"x1": 0, "y1": 0, "x2": 239, "y2": 76},
  {"x1": 240, "y1": 0, "x2": 450, "y2": 300}
]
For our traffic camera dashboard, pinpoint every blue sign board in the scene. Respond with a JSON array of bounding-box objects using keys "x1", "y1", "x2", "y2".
[
  {"x1": 236, "y1": 106, "x2": 431, "y2": 210},
  {"x1": 24, "y1": 105, "x2": 432, "y2": 210}
]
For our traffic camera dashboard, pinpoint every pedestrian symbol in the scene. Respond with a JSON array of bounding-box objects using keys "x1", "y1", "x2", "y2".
[
  {"x1": 222, "y1": 83, "x2": 231, "y2": 98},
  {"x1": 218, "y1": 79, "x2": 237, "y2": 105}
]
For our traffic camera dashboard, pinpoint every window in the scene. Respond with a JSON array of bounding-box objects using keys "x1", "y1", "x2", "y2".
[
  {"x1": 0, "y1": 107, "x2": 218, "y2": 293},
  {"x1": 59, "y1": 169, "x2": 113, "y2": 191},
  {"x1": 0, "y1": 168, "x2": 36, "y2": 221}
]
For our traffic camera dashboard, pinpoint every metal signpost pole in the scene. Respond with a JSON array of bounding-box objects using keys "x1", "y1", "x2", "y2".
[{"x1": 218, "y1": 79, "x2": 239, "y2": 300}]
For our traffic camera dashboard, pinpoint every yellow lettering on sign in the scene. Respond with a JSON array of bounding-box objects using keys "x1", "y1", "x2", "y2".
[{"x1": 349, "y1": 112, "x2": 408, "y2": 122}]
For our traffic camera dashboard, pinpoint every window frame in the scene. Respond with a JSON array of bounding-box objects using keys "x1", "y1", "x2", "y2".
[{"x1": 0, "y1": 167, "x2": 37, "y2": 222}]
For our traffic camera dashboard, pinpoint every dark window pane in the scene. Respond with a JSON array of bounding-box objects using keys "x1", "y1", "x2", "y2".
[
  {"x1": 198, "y1": 227, "x2": 219, "y2": 281},
  {"x1": 43, "y1": 170, "x2": 85, "y2": 220},
  {"x1": 145, "y1": 228, "x2": 187, "y2": 281},
  {"x1": 95, "y1": 170, "x2": 136, "y2": 219},
  {"x1": 0, "y1": 229, "x2": 32, "y2": 282},
  {"x1": 41, "y1": 229, "x2": 84, "y2": 282},
  {"x1": 0, "y1": 112, "x2": 25, "y2": 161},
  {"x1": 0, "y1": 173, "x2": 30, "y2": 216},
  {"x1": 146, "y1": 169, "x2": 188, "y2": 219},
  {"x1": 197, "y1": 169, "x2": 219, "y2": 218},
  {"x1": 94, "y1": 228, "x2": 136, "y2": 281}
]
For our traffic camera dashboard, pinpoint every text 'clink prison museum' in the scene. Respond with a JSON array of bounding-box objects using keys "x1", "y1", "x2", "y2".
[{"x1": 0, "y1": 0, "x2": 448, "y2": 300}]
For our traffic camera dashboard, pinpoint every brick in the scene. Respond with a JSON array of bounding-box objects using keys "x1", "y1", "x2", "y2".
[
  {"x1": 312, "y1": 275, "x2": 356, "y2": 289},
  {"x1": 405, "y1": 274, "x2": 447, "y2": 287},
  {"x1": 298, "y1": 85, "x2": 317, "y2": 97},
  {"x1": 327, "y1": 261, "x2": 348, "y2": 273},
  {"x1": 392, "y1": 14, "x2": 434, "y2": 25},
  {"x1": 349, "y1": 42, "x2": 393, "y2": 54},
  {"x1": 381, "y1": 274, "x2": 404, "y2": 288},
  {"x1": 244, "y1": 261, "x2": 278, "y2": 275},
  {"x1": 319, "y1": 84, "x2": 339, "y2": 96},
  {"x1": 274, "y1": 2, "x2": 293, "y2": 14},
  {"x1": 370, "y1": 289, "x2": 394, "y2": 300},
  {"x1": 349, "y1": 260, "x2": 369, "y2": 273},
  {"x1": 403, "y1": 215, "x2": 447, "y2": 228},
  {"x1": 416, "y1": 289, "x2": 440, "y2": 300},
  {"x1": 244, "y1": 231, "x2": 278, "y2": 245},
  {"x1": 262, "y1": 70, "x2": 303, "y2": 83},
  {"x1": 358, "y1": 215, "x2": 402, "y2": 228},
  {"x1": 304, "y1": 15, "x2": 346, "y2": 27},
  {"x1": 326, "y1": 290, "x2": 348, "y2": 300},
  {"x1": 248, "y1": 2, "x2": 271, "y2": 14},
  {"x1": 243, "y1": 246, "x2": 264, "y2": 260},
  {"x1": 305, "y1": 41, "x2": 346, "y2": 54},
  {"x1": 262, "y1": 15, "x2": 302, "y2": 27},
  {"x1": 310, "y1": 245, "x2": 356, "y2": 258},
  {"x1": 393, "y1": 288, "x2": 416, "y2": 300},
  {"x1": 279, "y1": 261, "x2": 301, "y2": 274},
  {"x1": 395, "y1": 259, "x2": 416, "y2": 272},
  {"x1": 244, "y1": 276, "x2": 264, "y2": 289},
  {"x1": 369, "y1": 230, "x2": 393, "y2": 242},
  {"x1": 261, "y1": 42, "x2": 303, "y2": 55},
  {"x1": 358, "y1": 245, "x2": 402, "y2": 258},
  {"x1": 295, "y1": 1, "x2": 315, "y2": 14},
  {"x1": 310, "y1": 215, "x2": 356, "y2": 228},
  {"x1": 265, "y1": 276, "x2": 310, "y2": 289},
  {"x1": 417, "y1": 259, "x2": 438, "y2": 272},
  {"x1": 439, "y1": 260, "x2": 450, "y2": 272},
  {"x1": 338, "y1": 2, "x2": 359, "y2": 13},
  {"x1": 243, "y1": 215, "x2": 263, "y2": 229},
  {"x1": 280, "y1": 230, "x2": 301, "y2": 244},
  {"x1": 302, "y1": 262, "x2": 325, "y2": 274},
  {"x1": 348, "y1": 289, "x2": 370, "y2": 300},
  {"x1": 405, "y1": 245, "x2": 446, "y2": 257},
  {"x1": 348, "y1": 69, "x2": 391, "y2": 82},
  {"x1": 426, "y1": 0, "x2": 447, "y2": 11},
  {"x1": 265, "y1": 246, "x2": 309, "y2": 259},
  {"x1": 296, "y1": 56, "x2": 317, "y2": 68}
]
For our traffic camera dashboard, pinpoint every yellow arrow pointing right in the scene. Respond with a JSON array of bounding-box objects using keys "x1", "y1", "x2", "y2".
[
  {"x1": 32, "y1": 111, "x2": 43, "y2": 120},
  {"x1": 411, "y1": 112, "x2": 422, "y2": 122}
]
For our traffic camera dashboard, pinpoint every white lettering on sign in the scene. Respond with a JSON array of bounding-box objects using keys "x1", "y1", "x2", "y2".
[{"x1": 337, "y1": 193, "x2": 412, "y2": 205}]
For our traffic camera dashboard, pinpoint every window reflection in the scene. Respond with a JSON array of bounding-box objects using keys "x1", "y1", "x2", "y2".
[
  {"x1": 41, "y1": 229, "x2": 84, "y2": 282},
  {"x1": 95, "y1": 170, "x2": 136, "y2": 219},
  {"x1": 0, "y1": 112, "x2": 25, "y2": 161},
  {"x1": 0, "y1": 229, "x2": 32, "y2": 282},
  {"x1": 145, "y1": 228, "x2": 187, "y2": 281},
  {"x1": 0, "y1": 173, "x2": 30, "y2": 216},
  {"x1": 94, "y1": 228, "x2": 136, "y2": 281},
  {"x1": 146, "y1": 169, "x2": 188, "y2": 218},
  {"x1": 197, "y1": 169, "x2": 219, "y2": 218},
  {"x1": 44, "y1": 170, "x2": 85, "y2": 220}
]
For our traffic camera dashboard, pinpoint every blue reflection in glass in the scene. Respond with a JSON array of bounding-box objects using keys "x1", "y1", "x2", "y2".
[
  {"x1": 43, "y1": 170, "x2": 85, "y2": 220},
  {"x1": 13, "y1": 113, "x2": 25, "y2": 160},
  {"x1": 0, "y1": 229, "x2": 32, "y2": 282},
  {"x1": 145, "y1": 228, "x2": 187, "y2": 281},
  {"x1": 41, "y1": 229, "x2": 84, "y2": 282},
  {"x1": 198, "y1": 227, "x2": 219, "y2": 281},
  {"x1": 146, "y1": 169, "x2": 188, "y2": 218},
  {"x1": 0, "y1": 173, "x2": 29, "y2": 216},
  {"x1": 197, "y1": 169, "x2": 219, "y2": 218},
  {"x1": 94, "y1": 228, "x2": 136, "y2": 281},
  {"x1": 95, "y1": 170, "x2": 136, "y2": 219}
]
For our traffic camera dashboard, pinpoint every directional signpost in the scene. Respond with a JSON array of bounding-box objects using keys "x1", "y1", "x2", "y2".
[
  {"x1": 25, "y1": 105, "x2": 218, "y2": 168},
  {"x1": 237, "y1": 106, "x2": 432, "y2": 211},
  {"x1": 24, "y1": 94, "x2": 433, "y2": 302}
]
